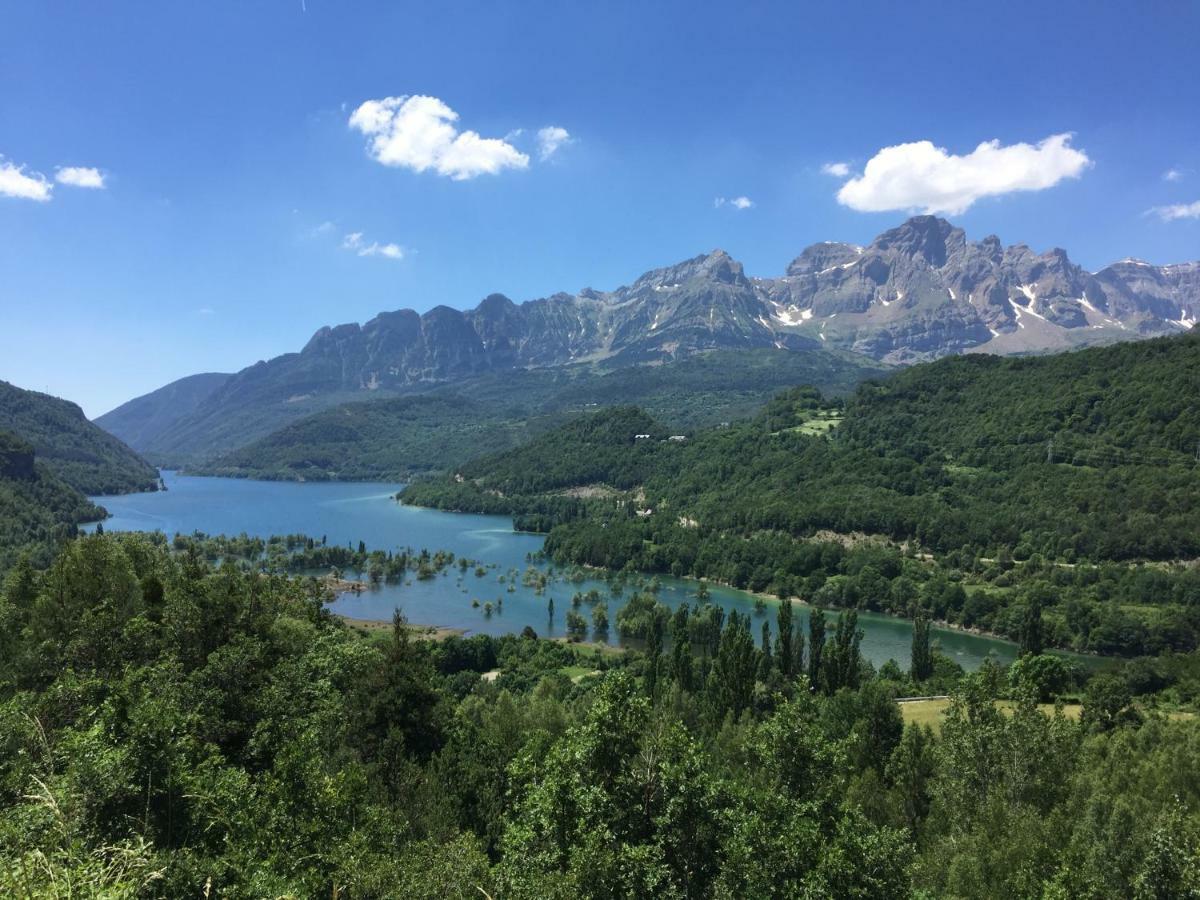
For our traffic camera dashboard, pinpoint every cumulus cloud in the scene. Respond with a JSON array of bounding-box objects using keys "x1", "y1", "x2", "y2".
[
  {"x1": 343, "y1": 231, "x2": 406, "y2": 259},
  {"x1": 1149, "y1": 200, "x2": 1200, "y2": 221},
  {"x1": 537, "y1": 126, "x2": 572, "y2": 160},
  {"x1": 349, "y1": 94, "x2": 529, "y2": 180},
  {"x1": 0, "y1": 158, "x2": 52, "y2": 201},
  {"x1": 835, "y1": 133, "x2": 1091, "y2": 215},
  {"x1": 714, "y1": 196, "x2": 754, "y2": 210},
  {"x1": 1163, "y1": 168, "x2": 1185, "y2": 182},
  {"x1": 821, "y1": 161, "x2": 851, "y2": 178},
  {"x1": 56, "y1": 166, "x2": 106, "y2": 189}
]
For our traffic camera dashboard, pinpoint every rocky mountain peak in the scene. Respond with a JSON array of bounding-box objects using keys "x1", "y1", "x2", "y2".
[
  {"x1": 154, "y1": 217, "x2": 1200, "y2": 423},
  {"x1": 870, "y1": 216, "x2": 968, "y2": 268},
  {"x1": 629, "y1": 249, "x2": 749, "y2": 293},
  {"x1": 786, "y1": 242, "x2": 863, "y2": 276}
]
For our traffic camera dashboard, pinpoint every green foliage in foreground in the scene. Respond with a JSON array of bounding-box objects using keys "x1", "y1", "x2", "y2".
[
  {"x1": 2, "y1": 531, "x2": 1200, "y2": 897},
  {"x1": 0, "y1": 379, "x2": 159, "y2": 495}
]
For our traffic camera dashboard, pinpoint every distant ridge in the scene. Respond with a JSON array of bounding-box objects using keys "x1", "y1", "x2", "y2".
[
  {"x1": 96, "y1": 372, "x2": 231, "y2": 452},
  {"x1": 99, "y1": 216, "x2": 1198, "y2": 465},
  {"x1": 0, "y1": 380, "x2": 159, "y2": 495}
]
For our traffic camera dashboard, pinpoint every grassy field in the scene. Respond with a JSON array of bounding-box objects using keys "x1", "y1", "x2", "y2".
[
  {"x1": 559, "y1": 664, "x2": 603, "y2": 683},
  {"x1": 782, "y1": 410, "x2": 844, "y2": 436},
  {"x1": 899, "y1": 697, "x2": 1195, "y2": 732},
  {"x1": 899, "y1": 698, "x2": 1084, "y2": 732}
]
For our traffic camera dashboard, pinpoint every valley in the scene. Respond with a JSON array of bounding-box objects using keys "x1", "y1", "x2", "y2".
[
  {"x1": 86, "y1": 470, "x2": 1021, "y2": 669},
  {"x1": 8, "y1": 7, "x2": 1200, "y2": 894}
]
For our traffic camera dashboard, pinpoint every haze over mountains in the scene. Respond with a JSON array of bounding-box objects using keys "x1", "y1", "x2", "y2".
[{"x1": 97, "y1": 215, "x2": 1199, "y2": 468}]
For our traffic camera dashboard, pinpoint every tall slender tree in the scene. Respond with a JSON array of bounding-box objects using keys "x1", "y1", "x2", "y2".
[
  {"x1": 670, "y1": 603, "x2": 693, "y2": 691},
  {"x1": 808, "y1": 606, "x2": 827, "y2": 690},
  {"x1": 707, "y1": 611, "x2": 757, "y2": 721},
  {"x1": 911, "y1": 612, "x2": 934, "y2": 682},
  {"x1": 824, "y1": 609, "x2": 864, "y2": 693},
  {"x1": 776, "y1": 599, "x2": 794, "y2": 676},
  {"x1": 645, "y1": 610, "x2": 665, "y2": 700},
  {"x1": 759, "y1": 620, "x2": 774, "y2": 681},
  {"x1": 1019, "y1": 596, "x2": 1045, "y2": 656}
]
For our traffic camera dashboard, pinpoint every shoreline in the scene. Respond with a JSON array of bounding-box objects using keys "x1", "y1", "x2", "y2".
[{"x1": 337, "y1": 614, "x2": 466, "y2": 642}]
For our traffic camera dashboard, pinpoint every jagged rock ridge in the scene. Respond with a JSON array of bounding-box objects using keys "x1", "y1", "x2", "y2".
[{"x1": 100, "y1": 216, "x2": 1199, "y2": 460}]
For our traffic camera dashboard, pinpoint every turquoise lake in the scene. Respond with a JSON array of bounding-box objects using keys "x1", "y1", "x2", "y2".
[{"x1": 88, "y1": 471, "x2": 1020, "y2": 670}]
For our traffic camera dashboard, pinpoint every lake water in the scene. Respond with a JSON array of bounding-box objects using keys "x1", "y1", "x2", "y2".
[{"x1": 89, "y1": 471, "x2": 1019, "y2": 670}]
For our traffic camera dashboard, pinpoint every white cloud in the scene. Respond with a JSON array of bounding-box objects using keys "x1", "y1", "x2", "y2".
[
  {"x1": 343, "y1": 231, "x2": 406, "y2": 259},
  {"x1": 56, "y1": 166, "x2": 106, "y2": 189},
  {"x1": 714, "y1": 195, "x2": 754, "y2": 210},
  {"x1": 349, "y1": 94, "x2": 528, "y2": 180},
  {"x1": 836, "y1": 133, "x2": 1091, "y2": 215},
  {"x1": 821, "y1": 161, "x2": 851, "y2": 178},
  {"x1": 0, "y1": 158, "x2": 52, "y2": 201},
  {"x1": 537, "y1": 125, "x2": 572, "y2": 160},
  {"x1": 1164, "y1": 168, "x2": 1184, "y2": 182},
  {"x1": 1149, "y1": 200, "x2": 1200, "y2": 221}
]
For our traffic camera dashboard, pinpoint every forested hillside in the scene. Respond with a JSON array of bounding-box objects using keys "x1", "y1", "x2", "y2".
[
  {"x1": 0, "y1": 430, "x2": 105, "y2": 571},
  {"x1": 404, "y1": 334, "x2": 1200, "y2": 656},
  {"x1": 0, "y1": 380, "x2": 159, "y2": 495},
  {"x1": 187, "y1": 348, "x2": 885, "y2": 480},
  {"x1": 95, "y1": 371, "x2": 231, "y2": 452},
  {"x1": 3, "y1": 529, "x2": 1200, "y2": 897}
]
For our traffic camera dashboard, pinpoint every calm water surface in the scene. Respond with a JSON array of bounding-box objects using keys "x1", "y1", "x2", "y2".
[{"x1": 90, "y1": 472, "x2": 1019, "y2": 670}]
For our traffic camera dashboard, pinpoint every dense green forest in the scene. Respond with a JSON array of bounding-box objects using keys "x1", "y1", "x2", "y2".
[
  {"x1": 3, "y1": 529, "x2": 1200, "y2": 897},
  {"x1": 403, "y1": 334, "x2": 1200, "y2": 656},
  {"x1": 0, "y1": 430, "x2": 105, "y2": 572},
  {"x1": 0, "y1": 380, "x2": 159, "y2": 495},
  {"x1": 187, "y1": 348, "x2": 886, "y2": 481}
]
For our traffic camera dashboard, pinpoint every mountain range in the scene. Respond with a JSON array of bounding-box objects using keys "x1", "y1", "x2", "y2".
[{"x1": 97, "y1": 215, "x2": 1199, "y2": 467}]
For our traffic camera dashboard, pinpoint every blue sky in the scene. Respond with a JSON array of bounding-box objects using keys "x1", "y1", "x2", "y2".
[{"x1": 2, "y1": 0, "x2": 1198, "y2": 417}]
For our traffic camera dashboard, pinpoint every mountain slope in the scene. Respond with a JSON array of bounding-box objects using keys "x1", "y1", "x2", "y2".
[
  {"x1": 0, "y1": 430, "x2": 105, "y2": 571},
  {"x1": 404, "y1": 332, "x2": 1200, "y2": 565},
  {"x1": 0, "y1": 381, "x2": 159, "y2": 495},
  {"x1": 194, "y1": 348, "x2": 888, "y2": 481},
  {"x1": 95, "y1": 371, "x2": 231, "y2": 452},
  {"x1": 102, "y1": 216, "x2": 1199, "y2": 464}
]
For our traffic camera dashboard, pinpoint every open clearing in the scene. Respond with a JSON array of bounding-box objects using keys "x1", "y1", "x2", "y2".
[
  {"x1": 900, "y1": 697, "x2": 1084, "y2": 731},
  {"x1": 900, "y1": 697, "x2": 1195, "y2": 732},
  {"x1": 779, "y1": 410, "x2": 843, "y2": 436}
]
